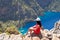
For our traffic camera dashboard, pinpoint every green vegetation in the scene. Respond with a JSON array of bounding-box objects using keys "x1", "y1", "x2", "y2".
[
  {"x1": 5, "y1": 25, "x2": 20, "y2": 35},
  {"x1": 0, "y1": 20, "x2": 20, "y2": 35}
]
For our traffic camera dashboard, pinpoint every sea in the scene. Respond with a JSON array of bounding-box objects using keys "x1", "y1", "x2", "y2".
[{"x1": 18, "y1": 11, "x2": 60, "y2": 35}]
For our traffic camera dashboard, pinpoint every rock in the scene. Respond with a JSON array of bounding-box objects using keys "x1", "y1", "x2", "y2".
[
  {"x1": 24, "y1": 36, "x2": 41, "y2": 40},
  {"x1": 0, "y1": 20, "x2": 60, "y2": 40},
  {"x1": 0, "y1": 33, "x2": 6, "y2": 40},
  {"x1": 8, "y1": 34, "x2": 15, "y2": 40},
  {"x1": 13, "y1": 35, "x2": 22, "y2": 40},
  {"x1": 33, "y1": 37, "x2": 40, "y2": 40},
  {"x1": 3, "y1": 35, "x2": 9, "y2": 40},
  {"x1": 41, "y1": 29, "x2": 49, "y2": 38},
  {"x1": 0, "y1": 33, "x2": 23, "y2": 40},
  {"x1": 41, "y1": 37, "x2": 49, "y2": 40},
  {"x1": 52, "y1": 20, "x2": 60, "y2": 34},
  {"x1": 52, "y1": 34, "x2": 59, "y2": 40},
  {"x1": 9, "y1": 34, "x2": 23, "y2": 40},
  {"x1": 24, "y1": 36, "x2": 31, "y2": 40}
]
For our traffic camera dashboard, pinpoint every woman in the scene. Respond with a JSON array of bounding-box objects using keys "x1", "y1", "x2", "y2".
[{"x1": 26, "y1": 17, "x2": 43, "y2": 40}]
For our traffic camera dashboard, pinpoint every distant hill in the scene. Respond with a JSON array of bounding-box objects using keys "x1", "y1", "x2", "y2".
[{"x1": 0, "y1": 0, "x2": 60, "y2": 26}]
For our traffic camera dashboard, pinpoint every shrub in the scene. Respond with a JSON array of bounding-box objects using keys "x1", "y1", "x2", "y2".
[{"x1": 5, "y1": 25, "x2": 20, "y2": 35}]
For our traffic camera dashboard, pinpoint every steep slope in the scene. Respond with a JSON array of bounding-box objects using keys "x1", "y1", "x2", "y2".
[{"x1": 0, "y1": 0, "x2": 60, "y2": 26}]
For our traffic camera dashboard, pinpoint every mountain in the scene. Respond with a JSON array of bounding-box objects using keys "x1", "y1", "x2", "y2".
[
  {"x1": 0, "y1": 0, "x2": 60, "y2": 26},
  {"x1": 47, "y1": 0, "x2": 60, "y2": 12}
]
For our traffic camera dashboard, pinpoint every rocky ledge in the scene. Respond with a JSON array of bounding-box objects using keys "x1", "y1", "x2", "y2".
[{"x1": 0, "y1": 20, "x2": 60, "y2": 40}]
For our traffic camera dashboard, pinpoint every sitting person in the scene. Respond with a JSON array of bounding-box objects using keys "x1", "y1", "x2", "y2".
[{"x1": 27, "y1": 17, "x2": 43, "y2": 39}]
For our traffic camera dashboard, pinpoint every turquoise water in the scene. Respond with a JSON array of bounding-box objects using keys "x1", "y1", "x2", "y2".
[
  {"x1": 40, "y1": 11, "x2": 60, "y2": 30},
  {"x1": 18, "y1": 11, "x2": 60, "y2": 35},
  {"x1": 19, "y1": 21, "x2": 36, "y2": 35}
]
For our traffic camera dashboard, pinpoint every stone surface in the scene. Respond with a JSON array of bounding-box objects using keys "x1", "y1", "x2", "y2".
[
  {"x1": 51, "y1": 20, "x2": 60, "y2": 34},
  {"x1": 0, "y1": 20, "x2": 60, "y2": 40}
]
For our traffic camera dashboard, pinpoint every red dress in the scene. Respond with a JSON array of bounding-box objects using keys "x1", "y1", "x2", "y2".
[{"x1": 33, "y1": 24, "x2": 41, "y2": 35}]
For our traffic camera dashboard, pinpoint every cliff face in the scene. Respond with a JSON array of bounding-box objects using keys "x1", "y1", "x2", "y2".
[
  {"x1": 0, "y1": 0, "x2": 60, "y2": 26},
  {"x1": 50, "y1": 20, "x2": 60, "y2": 34},
  {"x1": 47, "y1": 0, "x2": 60, "y2": 12}
]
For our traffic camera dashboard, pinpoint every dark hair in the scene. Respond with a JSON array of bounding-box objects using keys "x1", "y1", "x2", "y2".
[{"x1": 36, "y1": 21, "x2": 42, "y2": 27}]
